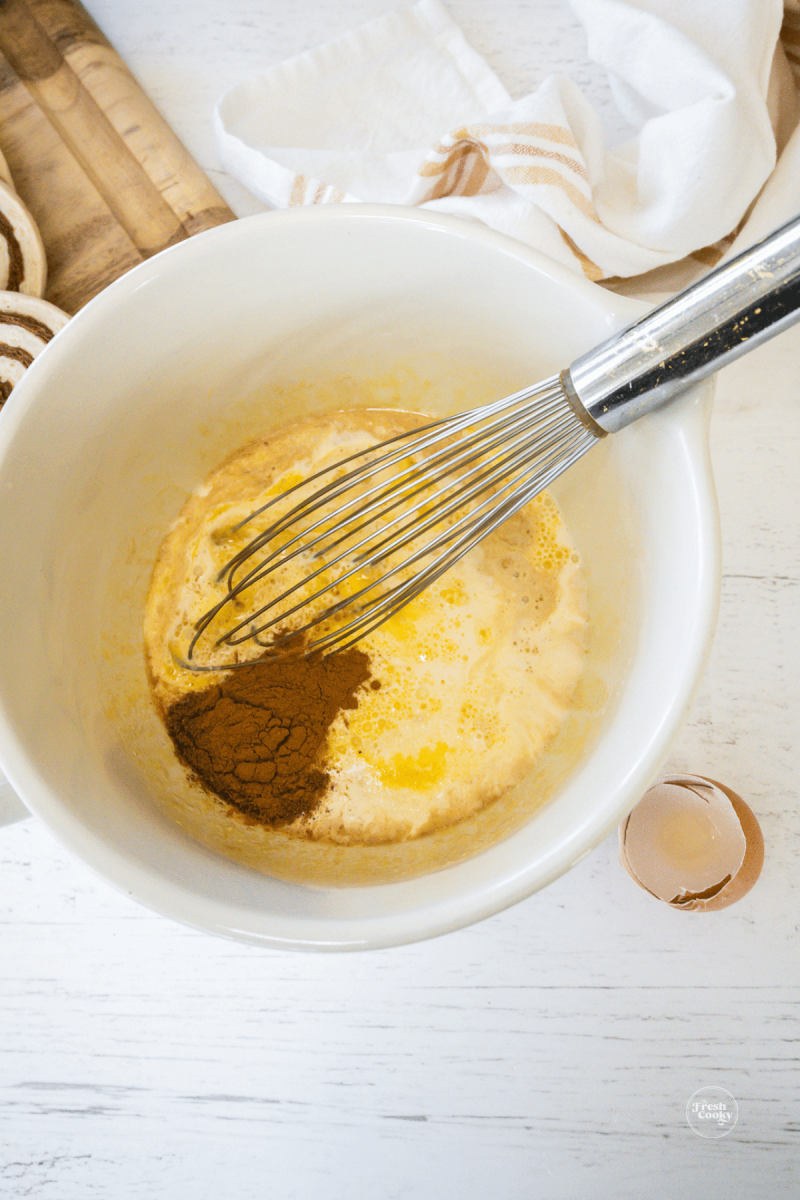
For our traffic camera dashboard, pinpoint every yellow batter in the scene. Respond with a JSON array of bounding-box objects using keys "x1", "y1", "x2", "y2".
[{"x1": 145, "y1": 407, "x2": 588, "y2": 845}]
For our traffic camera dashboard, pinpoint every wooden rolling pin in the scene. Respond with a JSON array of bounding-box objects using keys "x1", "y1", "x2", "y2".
[{"x1": 0, "y1": 0, "x2": 235, "y2": 311}]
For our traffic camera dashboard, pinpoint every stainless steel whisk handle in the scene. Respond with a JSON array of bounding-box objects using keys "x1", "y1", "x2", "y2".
[{"x1": 563, "y1": 213, "x2": 800, "y2": 434}]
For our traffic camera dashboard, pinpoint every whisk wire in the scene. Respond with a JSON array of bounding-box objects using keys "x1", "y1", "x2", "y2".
[
  {"x1": 187, "y1": 378, "x2": 599, "y2": 663},
  {"x1": 222, "y1": 378, "x2": 564, "y2": 584},
  {"x1": 316, "y1": 387, "x2": 570, "y2": 559},
  {"x1": 226, "y1": 379, "x2": 567, "y2": 595},
  {"x1": 228, "y1": 400, "x2": 563, "y2": 619},
  {"x1": 230, "y1": 423, "x2": 593, "y2": 654},
  {"x1": 313, "y1": 421, "x2": 598, "y2": 654},
  {"x1": 208, "y1": 387, "x2": 576, "y2": 647}
]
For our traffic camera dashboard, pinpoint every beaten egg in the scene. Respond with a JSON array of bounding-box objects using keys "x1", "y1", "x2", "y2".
[{"x1": 145, "y1": 406, "x2": 589, "y2": 846}]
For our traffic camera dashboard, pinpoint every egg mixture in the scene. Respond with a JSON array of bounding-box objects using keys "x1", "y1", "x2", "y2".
[{"x1": 144, "y1": 407, "x2": 588, "y2": 846}]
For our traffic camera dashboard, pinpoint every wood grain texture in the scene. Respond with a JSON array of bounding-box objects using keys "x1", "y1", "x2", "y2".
[
  {"x1": 0, "y1": 0, "x2": 234, "y2": 313},
  {"x1": 0, "y1": 44, "x2": 140, "y2": 312},
  {"x1": 30, "y1": 0, "x2": 236, "y2": 236},
  {"x1": 0, "y1": 3, "x2": 798, "y2": 1199}
]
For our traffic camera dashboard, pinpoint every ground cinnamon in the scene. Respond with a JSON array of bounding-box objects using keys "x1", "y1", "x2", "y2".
[{"x1": 164, "y1": 643, "x2": 374, "y2": 826}]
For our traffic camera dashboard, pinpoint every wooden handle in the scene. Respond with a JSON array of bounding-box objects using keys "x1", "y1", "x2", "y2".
[
  {"x1": 0, "y1": 0, "x2": 187, "y2": 257},
  {"x1": 30, "y1": 0, "x2": 235, "y2": 235}
]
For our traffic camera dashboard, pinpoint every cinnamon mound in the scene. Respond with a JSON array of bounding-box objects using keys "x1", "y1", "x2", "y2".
[{"x1": 164, "y1": 645, "x2": 372, "y2": 826}]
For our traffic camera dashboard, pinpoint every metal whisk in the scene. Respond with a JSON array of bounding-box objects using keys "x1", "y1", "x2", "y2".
[{"x1": 187, "y1": 214, "x2": 800, "y2": 665}]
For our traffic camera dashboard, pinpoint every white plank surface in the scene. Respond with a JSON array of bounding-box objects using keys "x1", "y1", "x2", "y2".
[{"x1": 2, "y1": 3, "x2": 799, "y2": 1197}]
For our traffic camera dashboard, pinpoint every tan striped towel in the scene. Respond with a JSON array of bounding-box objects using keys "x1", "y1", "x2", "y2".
[{"x1": 215, "y1": 0, "x2": 800, "y2": 293}]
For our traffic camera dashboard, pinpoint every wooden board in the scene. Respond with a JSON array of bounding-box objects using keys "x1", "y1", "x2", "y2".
[{"x1": 0, "y1": 0, "x2": 235, "y2": 314}]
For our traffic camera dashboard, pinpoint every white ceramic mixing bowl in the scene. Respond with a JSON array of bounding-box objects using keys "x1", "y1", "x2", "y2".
[{"x1": 0, "y1": 206, "x2": 719, "y2": 949}]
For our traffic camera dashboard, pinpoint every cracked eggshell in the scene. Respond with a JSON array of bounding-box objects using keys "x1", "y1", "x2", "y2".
[{"x1": 618, "y1": 774, "x2": 764, "y2": 912}]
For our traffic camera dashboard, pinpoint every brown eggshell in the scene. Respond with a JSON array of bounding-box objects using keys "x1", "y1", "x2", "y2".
[
  {"x1": 688, "y1": 777, "x2": 764, "y2": 910},
  {"x1": 619, "y1": 773, "x2": 764, "y2": 912}
]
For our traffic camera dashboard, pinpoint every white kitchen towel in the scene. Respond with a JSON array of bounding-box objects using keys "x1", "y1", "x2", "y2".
[{"x1": 215, "y1": 0, "x2": 800, "y2": 286}]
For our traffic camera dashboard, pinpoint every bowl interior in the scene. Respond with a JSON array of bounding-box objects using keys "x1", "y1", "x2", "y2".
[{"x1": 0, "y1": 208, "x2": 718, "y2": 948}]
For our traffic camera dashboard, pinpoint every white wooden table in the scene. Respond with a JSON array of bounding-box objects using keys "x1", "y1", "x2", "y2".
[{"x1": 2, "y1": 3, "x2": 798, "y2": 1196}]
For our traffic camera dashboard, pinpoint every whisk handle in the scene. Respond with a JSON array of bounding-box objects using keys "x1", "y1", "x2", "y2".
[{"x1": 564, "y1": 213, "x2": 800, "y2": 434}]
